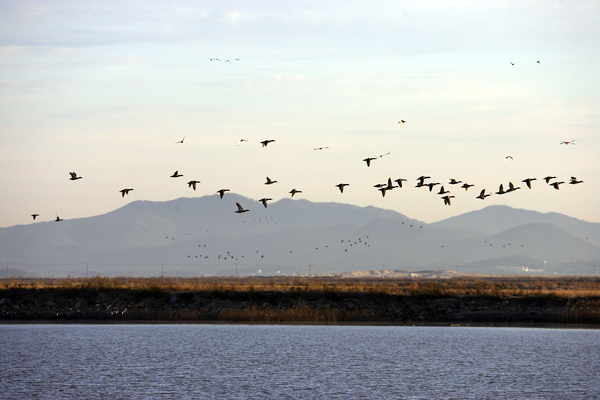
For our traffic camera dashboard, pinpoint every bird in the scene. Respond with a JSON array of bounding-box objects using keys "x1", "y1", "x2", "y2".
[
  {"x1": 506, "y1": 182, "x2": 520, "y2": 192},
  {"x1": 560, "y1": 140, "x2": 575, "y2": 145},
  {"x1": 187, "y1": 180, "x2": 200, "y2": 190},
  {"x1": 461, "y1": 183, "x2": 475, "y2": 191},
  {"x1": 476, "y1": 189, "x2": 491, "y2": 200},
  {"x1": 495, "y1": 184, "x2": 506, "y2": 195},
  {"x1": 313, "y1": 147, "x2": 329, "y2": 150},
  {"x1": 544, "y1": 176, "x2": 556, "y2": 183},
  {"x1": 522, "y1": 178, "x2": 537, "y2": 189},
  {"x1": 119, "y1": 188, "x2": 134, "y2": 197},
  {"x1": 398, "y1": 120, "x2": 406, "y2": 126},
  {"x1": 175, "y1": 136, "x2": 185, "y2": 144},
  {"x1": 261, "y1": 140, "x2": 275, "y2": 147},
  {"x1": 363, "y1": 157, "x2": 377, "y2": 167},
  {"x1": 289, "y1": 189, "x2": 302, "y2": 197},
  {"x1": 386, "y1": 178, "x2": 398, "y2": 190},
  {"x1": 170, "y1": 171, "x2": 183, "y2": 178},
  {"x1": 569, "y1": 177, "x2": 583, "y2": 185},
  {"x1": 449, "y1": 179, "x2": 462, "y2": 185},
  {"x1": 442, "y1": 195, "x2": 455, "y2": 206},
  {"x1": 69, "y1": 172, "x2": 82, "y2": 181},
  {"x1": 510, "y1": 62, "x2": 514, "y2": 65},
  {"x1": 394, "y1": 178, "x2": 407, "y2": 188},
  {"x1": 379, "y1": 152, "x2": 391, "y2": 158},
  {"x1": 237, "y1": 139, "x2": 249, "y2": 146},
  {"x1": 417, "y1": 176, "x2": 430, "y2": 186},
  {"x1": 265, "y1": 177, "x2": 277, "y2": 185},
  {"x1": 217, "y1": 189, "x2": 230, "y2": 199},
  {"x1": 235, "y1": 203, "x2": 249, "y2": 213},
  {"x1": 537, "y1": 61, "x2": 540, "y2": 65},
  {"x1": 437, "y1": 186, "x2": 450, "y2": 195},
  {"x1": 425, "y1": 182, "x2": 440, "y2": 192},
  {"x1": 550, "y1": 181, "x2": 565, "y2": 190},
  {"x1": 378, "y1": 187, "x2": 387, "y2": 197},
  {"x1": 55, "y1": 216, "x2": 63, "y2": 222},
  {"x1": 31, "y1": 214, "x2": 39, "y2": 220},
  {"x1": 505, "y1": 156, "x2": 513, "y2": 161},
  {"x1": 258, "y1": 198, "x2": 272, "y2": 208},
  {"x1": 336, "y1": 183, "x2": 349, "y2": 193}
]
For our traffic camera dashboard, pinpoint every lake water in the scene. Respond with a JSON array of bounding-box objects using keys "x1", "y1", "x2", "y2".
[{"x1": 1, "y1": 324, "x2": 598, "y2": 399}]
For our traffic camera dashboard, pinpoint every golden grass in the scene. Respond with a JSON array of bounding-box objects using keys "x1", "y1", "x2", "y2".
[{"x1": 2, "y1": 275, "x2": 600, "y2": 298}]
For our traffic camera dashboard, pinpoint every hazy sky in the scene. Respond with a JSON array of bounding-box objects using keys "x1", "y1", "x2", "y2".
[{"x1": 2, "y1": 0, "x2": 599, "y2": 228}]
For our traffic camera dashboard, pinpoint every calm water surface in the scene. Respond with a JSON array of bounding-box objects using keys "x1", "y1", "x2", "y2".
[{"x1": 1, "y1": 324, "x2": 598, "y2": 399}]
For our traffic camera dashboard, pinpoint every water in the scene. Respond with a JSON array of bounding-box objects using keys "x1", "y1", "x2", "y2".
[{"x1": 1, "y1": 324, "x2": 598, "y2": 399}]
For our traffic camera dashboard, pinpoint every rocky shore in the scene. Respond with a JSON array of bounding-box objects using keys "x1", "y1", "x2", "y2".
[{"x1": 2, "y1": 287, "x2": 599, "y2": 324}]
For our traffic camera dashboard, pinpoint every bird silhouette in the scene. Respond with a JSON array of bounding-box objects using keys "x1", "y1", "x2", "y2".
[
  {"x1": 258, "y1": 198, "x2": 272, "y2": 208},
  {"x1": 69, "y1": 172, "x2": 82, "y2": 181},
  {"x1": 363, "y1": 157, "x2": 377, "y2": 167},
  {"x1": 442, "y1": 195, "x2": 455, "y2": 206},
  {"x1": 237, "y1": 139, "x2": 249, "y2": 146},
  {"x1": 313, "y1": 147, "x2": 329, "y2": 150},
  {"x1": 544, "y1": 176, "x2": 556, "y2": 183},
  {"x1": 425, "y1": 182, "x2": 440, "y2": 192},
  {"x1": 336, "y1": 183, "x2": 349, "y2": 193},
  {"x1": 505, "y1": 156, "x2": 513, "y2": 161},
  {"x1": 175, "y1": 136, "x2": 185, "y2": 144},
  {"x1": 394, "y1": 178, "x2": 407, "y2": 188},
  {"x1": 289, "y1": 189, "x2": 302, "y2": 197},
  {"x1": 417, "y1": 176, "x2": 430, "y2": 186},
  {"x1": 510, "y1": 62, "x2": 514, "y2": 65},
  {"x1": 55, "y1": 216, "x2": 63, "y2": 222},
  {"x1": 265, "y1": 177, "x2": 277, "y2": 185},
  {"x1": 119, "y1": 188, "x2": 134, "y2": 197},
  {"x1": 560, "y1": 140, "x2": 575, "y2": 145},
  {"x1": 378, "y1": 187, "x2": 387, "y2": 197},
  {"x1": 397, "y1": 120, "x2": 406, "y2": 126},
  {"x1": 379, "y1": 152, "x2": 391, "y2": 158},
  {"x1": 537, "y1": 61, "x2": 540, "y2": 65},
  {"x1": 31, "y1": 214, "x2": 39, "y2": 220},
  {"x1": 217, "y1": 189, "x2": 230, "y2": 199},
  {"x1": 569, "y1": 177, "x2": 583, "y2": 185},
  {"x1": 449, "y1": 179, "x2": 462, "y2": 185},
  {"x1": 261, "y1": 140, "x2": 275, "y2": 147},
  {"x1": 476, "y1": 189, "x2": 491, "y2": 200},
  {"x1": 550, "y1": 181, "x2": 565, "y2": 190},
  {"x1": 522, "y1": 178, "x2": 537, "y2": 189},
  {"x1": 495, "y1": 184, "x2": 506, "y2": 195},
  {"x1": 437, "y1": 186, "x2": 450, "y2": 195},
  {"x1": 235, "y1": 203, "x2": 249, "y2": 213},
  {"x1": 170, "y1": 170, "x2": 183, "y2": 178},
  {"x1": 506, "y1": 182, "x2": 520, "y2": 193},
  {"x1": 461, "y1": 183, "x2": 475, "y2": 191},
  {"x1": 187, "y1": 180, "x2": 200, "y2": 190}
]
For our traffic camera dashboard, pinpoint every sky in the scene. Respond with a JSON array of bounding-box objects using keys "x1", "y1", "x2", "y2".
[{"x1": 1, "y1": 0, "x2": 599, "y2": 228}]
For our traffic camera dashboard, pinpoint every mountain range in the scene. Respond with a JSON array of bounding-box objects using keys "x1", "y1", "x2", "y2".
[{"x1": 1, "y1": 194, "x2": 599, "y2": 277}]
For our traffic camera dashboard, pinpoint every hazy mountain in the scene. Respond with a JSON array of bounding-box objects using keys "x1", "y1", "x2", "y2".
[{"x1": 1, "y1": 197, "x2": 599, "y2": 277}]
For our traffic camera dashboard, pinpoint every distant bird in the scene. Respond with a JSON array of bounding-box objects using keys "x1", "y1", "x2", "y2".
[
  {"x1": 289, "y1": 189, "x2": 302, "y2": 197},
  {"x1": 119, "y1": 188, "x2": 134, "y2": 197},
  {"x1": 544, "y1": 176, "x2": 556, "y2": 183},
  {"x1": 394, "y1": 178, "x2": 407, "y2": 188},
  {"x1": 425, "y1": 182, "x2": 440, "y2": 192},
  {"x1": 379, "y1": 152, "x2": 391, "y2": 158},
  {"x1": 217, "y1": 189, "x2": 230, "y2": 199},
  {"x1": 363, "y1": 157, "x2": 377, "y2": 167},
  {"x1": 336, "y1": 183, "x2": 349, "y2": 193},
  {"x1": 386, "y1": 178, "x2": 398, "y2": 190},
  {"x1": 170, "y1": 170, "x2": 183, "y2": 178},
  {"x1": 313, "y1": 147, "x2": 329, "y2": 150},
  {"x1": 476, "y1": 189, "x2": 491, "y2": 200},
  {"x1": 569, "y1": 177, "x2": 583, "y2": 185},
  {"x1": 550, "y1": 181, "x2": 565, "y2": 190},
  {"x1": 437, "y1": 186, "x2": 450, "y2": 195},
  {"x1": 510, "y1": 62, "x2": 514, "y2": 66},
  {"x1": 495, "y1": 184, "x2": 506, "y2": 195},
  {"x1": 537, "y1": 61, "x2": 540, "y2": 65},
  {"x1": 505, "y1": 156, "x2": 513, "y2": 161},
  {"x1": 237, "y1": 139, "x2": 249, "y2": 146},
  {"x1": 187, "y1": 180, "x2": 200, "y2": 190},
  {"x1": 55, "y1": 216, "x2": 63, "y2": 222},
  {"x1": 442, "y1": 195, "x2": 455, "y2": 206},
  {"x1": 69, "y1": 172, "x2": 82, "y2": 181},
  {"x1": 417, "y1": 176, "x2": 430, "y2": 186},
  {"x1": 373, "y1": 183, "x2": 386, "y2": 188},
  {"x1": 397, "y1": 120, "x2": 406, "y2": 126},
  {"x1": 261, "y1": 140, "x2": 275, "y2": 147},
  {"x1": 258, "y1": 198, "x2": 272, "y2": 208},
  {"x1": 560, "y1": 140, "x2": 575, "y2": 145},
  {"x1": 461, "y1": 183, "x2": 475, "y2": 191},
  {"x1": 31, "y1": 214, "x2": 39, "y2": 220},
  {"x1": 235, "y1": 203, "x2": 249, "y2": 213},
  {"x1": 522, "y1": 178, "x2": 537, "y2": 189},
  {"x1": 264, "y1": 177, "x2": 277, "y2": 185},
  {"x1": 449, "y1": 179, "x2": 462, "y2": 185},
  {"x1": 378, "y1": 187, "x2": 387, "y2": 197},
  {"x1": 507, "y1": 182, "x2": 520, "y2": 192},
  {"x1": 175, "y1": 136, "x2": 185, "y2": 144}
]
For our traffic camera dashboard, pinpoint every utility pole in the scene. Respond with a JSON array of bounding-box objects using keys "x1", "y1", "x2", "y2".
[
  {"x1": 161, "y1": 263, "x2": 164, "y2": 278},
  {"x1": 86, "y1": 263, "x2": 88, "y2": 279},
  {"x1": 6, "y1": 263, "x2": 8, "y2": 279},
  {"x1": 236, "y1": 263, "x2": 238, "y2": 277}
]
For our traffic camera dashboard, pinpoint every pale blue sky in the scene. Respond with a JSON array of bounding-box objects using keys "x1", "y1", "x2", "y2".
[{"x1": 1, "y1": 0, "x2": 599, "y2": 228}]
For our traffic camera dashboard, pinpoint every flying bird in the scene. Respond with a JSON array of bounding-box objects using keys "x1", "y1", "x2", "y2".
[
  {"x1": 258, "y1": 198, "x2": 272, "y2": 208},
  {"x1": 289, "y1": 189, "x2": 302, "y2": 197},
  {"x1": 505, "y1": 156, "x2": 513, "y2": 161},
  {"x1": 261, "y1": 140, "x2": 275, "y2": 147},
  {"x1": 336, "y1": 183, "x2": 349, "y2": 193},
  {"x1": 386, "y1": 178, "x2": 398, "y2": 190},
  {"x1": 55, "y1": 216, "x2": 63, "y2": 222},
  {"x1": 397, "y1": 120, "x2": 406, "y2": 126},
  {"x1": 461, "y1": 183, "x2": 475, "y2": 191},
  {"x1": 217, "y1": 189, "x2": 230, "y2": 199},
  {"x1": 495, "y1": 184, "x2": 506, "y2": 195},
  {"x1": 510, "y1": 62, "x2": 514, "y2": 66},
  {"x1": 175, "y1": 136, "x2": 185, "y2": 144},
  {"x1": 237, "y1": 139, "x2": 249, "y2": 146},
  {"x1": 560, "y1": 140, "x2": 575, "y2": 145},
  {"x1": 417, "y1": 176, "x2": 430, "y2": 186},
  {"x1": 441, "y1": 195, "x2": 455, "y2": 206},
  {"x1": 425, "y1": 182, "x2": 440, "y2": 192},
  {"x1": 537, "y1": 61, "x2": 540, "y2": 64},
  {"x1": 119, "y1": 188, "x2": 134, "y2": 197},
  {"x1": 187, "y1": 180, "x2": 200, "y2": 190},
  {"x1": 437, "y1": 186, "x2": 450, "y2": 195},
  {"x1": 31, "y1": 214, "x2": 39, "y2": 220},
  {"x1": 569, "y1": 177, "x2": 583, "y2": 185},
  {"x1": 449, "y1": 179, "x2": 462, "y2": 185},
  {"x1": 476, "y1": 189, "x2": 491, "y2": 200},
  {"x1": 378, "y1": 187, "x2": 387, "y2": 197},
  {"x1": 522, "y1": 178, "x2": 537, "y2": 189},
  {"x1": 550, "y1": 181, "x2": 565, "y2": 190},
  {"x1": 379, "y1": 152, "x2": 391, "y2": 158},
  {"x1": 69, "y1": 172, "x2": 82, "y2": 181},
  {"x1": 544, "y1": 176, "x2": 556, "y2": 184},
  {"x1": 363, "y1": 157, "x2": 377, "y2": 167},
  {"x1": 506, "y1": 182, "x2": 520, "y2": 193},
  {"x1": 313, "y1": 147, "x2": 329, "y2": 150},
  {"x1": 264, "y1": 177, "x2": 277, "y2": 185},
  {"x1": 235, "y1": 203, "x2": 249, "y2": 213},
  {"x1": 170, "y1": 171, "x2": 183, "y2": 178}
]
